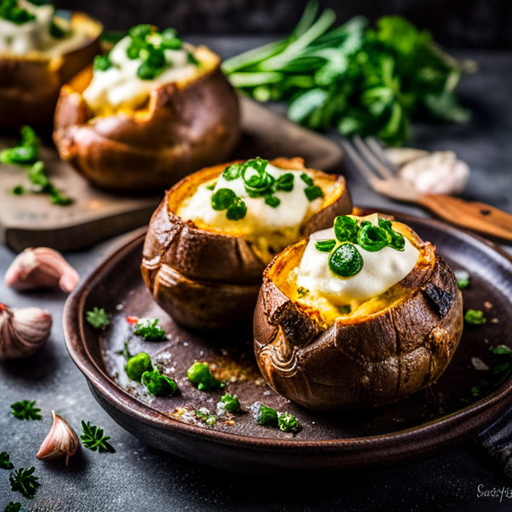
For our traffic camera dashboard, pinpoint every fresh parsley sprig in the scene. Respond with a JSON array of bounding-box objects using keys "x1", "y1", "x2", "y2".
[
  {"x1": 80, "y1": 421, "x2": 115, "y2": 453},
  {"x1": 133, "y1": 317, "x2": 167, "y2": 341},
  {"x1": 0, "y1": 451, "x2": 14, "y2": 470},
  {"x1": 4, "y1": 502, "x2": 21, "y2": 512},
  {"x1": 10, "y1": 400, "x2": 42, "y2": 421},
  {"x1": 9, "y1": 467, "x2": 40, "y2": 499},
  {"x1": 86, "y1": 307, "x2": 110, "y2": 330}
]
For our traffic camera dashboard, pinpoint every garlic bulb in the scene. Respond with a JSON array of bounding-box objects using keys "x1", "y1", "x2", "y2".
[
  {"x1": 0, "y1": 303, "x2": 52, "y2": 360},
  {"x1": 5, "y1": 247, "x2": 79, "y2": 293},
  {"x1": 386, "y1": 148, "x2": 470, "y2": 196},
  {"x1": 37, "y1": 410, "x2": 79, "y2": 465}
]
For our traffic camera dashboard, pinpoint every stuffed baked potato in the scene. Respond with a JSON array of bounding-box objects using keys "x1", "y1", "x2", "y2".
[
  {"x1": 54, "y1": 24, "x2": 240, "y2": 192},
  {"x1": 254, "y1": 213, "x2": 463, "y2": 410},
  {"x1": 0, "y1": 0, "x2": 101, "y2": 130},
  {"x1": 141, "y1": 157, "x2": 352, "y2": 330}
]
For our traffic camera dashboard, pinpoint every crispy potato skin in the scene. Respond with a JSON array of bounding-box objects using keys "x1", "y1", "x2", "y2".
[
  {"x1": 0, "y1": 13, "x2": 101, "y2": 130},
  {"x1": 254, "y1": 234, "x2": 464, "y2": 411},
  {"x1": 53, "y1": 48, "x2": 241, "y2": 192},
  {"x1": 141, "y1": 158, "x2": 352, "y2": 330}
]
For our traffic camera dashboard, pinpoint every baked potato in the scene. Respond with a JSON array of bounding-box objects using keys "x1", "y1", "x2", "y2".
[
  {"x1": 53, "y1": 24, "x2": 241, "y2": 192},
  {"x1": 254, "y1": 213, "x2": 463, "y2": 410},
  {"x1": 0, "y1": 2, "x2": 101, "y2": 130},
  {"x1": 141, "y1": 157, "x2": 352, "y2": 330}
]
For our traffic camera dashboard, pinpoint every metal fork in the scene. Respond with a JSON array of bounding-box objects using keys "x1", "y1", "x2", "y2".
[{"x1": 340, "y1": 136, "x2": 512, "y2": 243}]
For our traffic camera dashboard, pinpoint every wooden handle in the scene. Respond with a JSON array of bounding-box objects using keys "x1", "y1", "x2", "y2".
[{"x1": 419, "y1": 194, "x2": 512, "y2": 242}]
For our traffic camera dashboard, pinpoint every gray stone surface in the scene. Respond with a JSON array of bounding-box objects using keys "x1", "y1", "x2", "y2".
[{"x1": 1, "y1": 38, "x2": 512, "y2": 511}]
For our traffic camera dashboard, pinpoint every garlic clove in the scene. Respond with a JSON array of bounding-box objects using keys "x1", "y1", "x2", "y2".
[
  {"x1": 385, "y1": 147, "x2": 430, "y2": 168},
  {"x1": 5, "y1": 247, "x2": 80, "y2": 293},
  {"x1": 0, "y1": 303, "x2": 52, "y2": 360},
  {"x1": 37, "y1": 410, "x2": 79, "y2": 466}
]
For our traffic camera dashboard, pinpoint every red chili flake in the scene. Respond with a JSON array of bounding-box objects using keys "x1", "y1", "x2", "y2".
[
  {"x1": 0, "y1": 303, "x2": 8, "y2": 312},
  {"x1": 126, "y1": 316, "x2": 139, "y2": 325}
]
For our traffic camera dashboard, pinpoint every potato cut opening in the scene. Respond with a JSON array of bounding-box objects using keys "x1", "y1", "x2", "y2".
[
  {"x1": 169, "y1": 158, "x2": 349, "y2": 264},
  {"x1": 267, "y1": 220, "x2": 436, "y2": 328}
]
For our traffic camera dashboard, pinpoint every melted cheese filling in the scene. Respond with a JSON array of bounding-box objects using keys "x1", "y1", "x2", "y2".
[
  {"x1": 177, "y1": 163, "x2": 324, "y2": 263},
  {"x1": 0, "y1": 2, "x2": 86, "y2": 57},
  {"x1": 296, "y1": 216, "x2": 420, "y2": 307},
  {"x1": 83, "y1": 36, "x2": 198, "y2": 114}
]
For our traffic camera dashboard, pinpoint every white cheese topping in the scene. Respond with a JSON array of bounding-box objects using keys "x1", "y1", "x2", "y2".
[
  {"x1": 178, "y1": 163, "x2": 322, "y2": 236},
  {"x1": 83, "y1": 36, "x2": 198, "y2": 113},
  {"x1": 296, "y1": 222, "x2": 419, "y2": 305},
  {"x1": 0, "y1": 1, "x2": 85, "y2": 57}
]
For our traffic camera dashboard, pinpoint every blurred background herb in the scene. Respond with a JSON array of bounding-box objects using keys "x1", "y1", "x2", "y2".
[{"x1": 223, "y1": 2, "x2": 475, "y2": 146}]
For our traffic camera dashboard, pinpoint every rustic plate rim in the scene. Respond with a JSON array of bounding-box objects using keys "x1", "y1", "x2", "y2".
[{"x1": 63, "y1": 212, "x2": 512, "y2": 454}]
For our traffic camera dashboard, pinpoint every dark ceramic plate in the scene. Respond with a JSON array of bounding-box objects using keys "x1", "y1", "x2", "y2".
[{"x1": 64, "y1": 214, "x2": 512, "y2": 475}]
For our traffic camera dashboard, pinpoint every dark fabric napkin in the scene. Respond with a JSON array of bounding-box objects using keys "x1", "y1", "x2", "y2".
[{"x1": 475, "y1": 408, "x2": 512, "y2": 478}]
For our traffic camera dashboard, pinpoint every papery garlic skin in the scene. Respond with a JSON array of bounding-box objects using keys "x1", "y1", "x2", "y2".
[
  {"x1": 394, "y1": 150, "x2": 470, "y2": 195},
  {"x1": 0, "y1": 303, "x2": 52, "y2": 360},
  {"x1": 37, "y1": 410, "x2": 79, "y2": 466},
  {"x1": 5, "y1": 247, "x2": 80, "y2": 293}
]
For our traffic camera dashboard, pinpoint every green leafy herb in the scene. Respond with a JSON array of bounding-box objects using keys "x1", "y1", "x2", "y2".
[
  {"x1": 0, "y1": 0, "x2": 35, "y2": 24},
  {"x1": 125, "y1": 352, "x2": 153, "y2": 382},
  {"x1": 50, "y1": 17, "x2": 69, "y2": 39},
  {"x1": 205, "y1": 181, "x2": 217, "y2": 191},
  {"x1": 297, "y1": 286, "x2": 310, "y2": 298},
  {"x1": 222, "y1": 164, "x2": 242, "y2": 181},
  {"x1": 226, "y1": 197, "x2": 247, "y2": 221},
  {"x1": 133, "y1": 317, "x2": 167, "y2": 341},
  {"x1": 338, "y1": 304, "x2": 351, "y2": 315},
  {"x1": 9, "y1": 467, "x2": 40, "y2": 499},
  {"x1": 4, "y1": 502, "x2": 21, "y2": 512},
  {"x1": 211, "y1": 188, "x2": 238, "y2": 210},
  {"x1": 489, "y1": 345, "x2": 512, "y2": 356},
  {"x1": 256, "y1": 404, "x2": 278, "y2": 427},
  {"x1": 334, "y1": 215, "x2": 358, "y2": 243},
  {"x1": 223, "y1": 2, "x2": 470, "y2": 146},
  {"x1": 304, "y1": 184, "x2": 324, "y2": 201},
  {"x1": 116, "y1": 339, "x2": 133, "y2": 360},
  {"x1": 220, "y1": 393, "x2": 241, "y2": 413},
  {"x1": 195, "y1": 408, "x2": 217, "y2": 426},
  {"x1": 378, "y1": 219, "x2": 405, "y2": 251},
  {"x1": 10, "y1": 400, "x2": 42, "y2": 421},
  {"x1": 278, "y1": 412, "x2": 300, "y2": 433},
  {"x1": 492, "y1": 363, "x2": 511, "y2": 375},
  {"x1": 264, "y1": 195, "x2": 281, "y2": 208},
  {"x1": 315, "y1": 239, "x2": 336, "y2": 252},
  {"x1": 464, "y1": 309, "x2": 486, "y2": 325},
  {"x1": 275, "y1": 173, "x2": 294, "y2": 192},
  {"x1": 0, "y1": 451, "x2": 14, "y2": 470},
  {"x1": 86, "y1": 307, "x2": 110, "y2": 330},
  {"x1": 300, "y1": 173, "x2": 314, "y2": 186},
  {"x1": 80, "y1": 421, "x2": 115, "y2": 453},
  {"x1": 454, "y1": 270, "x2": 470, "y2": 290},
  {"x1": 141, "y1": 369, "x2": 178, "y2": 396},
  {"x1": 357, "y1": 221, "x2": 388, "y2": 252},
  {"x1": 93, "y1": 54, "x2": 113, "y2": 72},
  {"x1": 187, "y1": 362, "x2": 223, "y2": 392},
  {"x1": 328, "y1": 243, "x2": 364, "y2": 277},
  {"x1": 11, "y1": 185, "x2": 24, "y2": 195}
]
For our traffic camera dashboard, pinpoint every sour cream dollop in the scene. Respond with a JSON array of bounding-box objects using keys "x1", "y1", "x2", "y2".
[
  {"x1": 296, "y1": 222, "x2": 420, "y2": 305},
  {"x1": 177, "y1": 163, "x2": 323, "y2": 237},
  {"x1": 83, "y1": 36, "x2": 198, "y2": 113}
]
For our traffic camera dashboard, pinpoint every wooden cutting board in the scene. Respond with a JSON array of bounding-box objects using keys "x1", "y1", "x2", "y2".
[{"x1": 0, "y1": 96, "x2": 343, "y2": 252}]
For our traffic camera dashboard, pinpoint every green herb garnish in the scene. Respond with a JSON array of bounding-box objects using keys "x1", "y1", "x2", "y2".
[
  {"x1": 304, "y1": 185, "x2": 324, "y2": 202},
  {"x1": 223, "y1": 3, "x2": 470, "y2": 146},
  {"x1": 0, "y1": 452, "x2": 14, "y2": 470},
  {"x1": 454, "y1": 270, "x2": 470, "y2": 290},
  {"x1": 187, "y1": 362, "x2": 223, "y2": 392},
  {"x1": 264, "y1": 195, "x2": 281, "y2": 208},
  {"x1": 378, "y1": 219, "x2": 405, "y2": 251},
  {"x1": 4, "y1": 502, "x2": 21, "y2": 512},
  {"x1": 86, "y1": 307, "x2": 110, "y2": 330},
  {"x1": 9, "y1": 467, "x2": 39, "y2": 499},
  {"x1": 10, "y1": 400, "x2": 42, "y2": 421},
  {"x1": 275, "y1": 173, "x2": 294, "y2": 192},
  {"x1": 315, "y1": 239, "x2": 336, "y2": 252},
  {"x1": 116, "y1": 339, "x2": 133, "y2": 360},
  {"x1": 328, "y1": 243, "x2": 364, "y2": 277},
  {"x1": 11, "y1": 185, "x2": 24, "y2": 195},
  {"x1": 205, "y1": 181, "x2": 217, "y2": 191},
  {"x1": 141, "y1": 369, "x2": 178, "y2": 396},
  {"x1": 334, "y1": 215, "x2": 358, "y2": 243},
  {"x1": 489, "y1": 345, "x2": 512, "y2": 356},
  {"x1": 133, "y1": 317, "x2": 167, "y2": 341},
  {"x1": 125, "y1": 352, "x2": 153, "y2": 382},
  {"x1": 80, "y1": 421, "x2": 115, "y2": 453},
  {"x1": 220, "y1": 393, "x2": 241, "y2": 413},
  {"x1": 0, "y1": 0, "x2": 35, "y2": 24},
  {"x1": 464, "y1": 309, "x2": 486, "y2": 325},
  {"x1": 338, "y1": 305, "x2": 351, "y2": 315},
  {"x1": 211, "y1": 188, "x2": 238, "y2": 211},
  {"x1": 195, "y1": 408, "x2": 217, "y2": 426},
  {"x1": 222, "y1": 164, "x2": 242, "y2": 181},
  {"x1": 278, "y1": 412, "x2": 300, "y2": 433},
  {"x1": 93, "y1": 54, "x2": 113, "y2": 72},
  {"x1": 297, "y1": 286, "x2": 310, "y2": 298},
  {"x1": 357, "y1": 221, "x2": 388, "y2": 252},
  {"x1": 256, "y1": 404, "x2": 279, "y2": 427}
]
